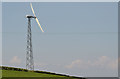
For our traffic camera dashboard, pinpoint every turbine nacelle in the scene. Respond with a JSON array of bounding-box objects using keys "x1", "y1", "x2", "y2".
[{"x1": 26, "y1": 15, "x2": 36, "y2": 18}]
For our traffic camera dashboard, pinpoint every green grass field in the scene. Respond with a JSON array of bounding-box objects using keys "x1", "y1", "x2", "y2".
[
  {"x1": 2, "y1": 70, "x2": 64, "y2": 77},
  {"x1": 1, "y1": 66, "x2": 86, "y2": 79}
]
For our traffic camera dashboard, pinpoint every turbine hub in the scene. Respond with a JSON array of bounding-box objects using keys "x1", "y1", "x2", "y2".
[{"x1": 26, "y1": 15, "x2": 36, "y2": 18}]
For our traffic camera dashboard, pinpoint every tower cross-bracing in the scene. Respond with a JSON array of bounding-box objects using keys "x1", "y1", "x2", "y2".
[{"x1": 26, "y1": 15, "x2": 36, "y2": 70}]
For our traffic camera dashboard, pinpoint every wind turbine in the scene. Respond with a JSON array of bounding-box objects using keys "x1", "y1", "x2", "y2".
[{"x1": 26, "y1": 3, "x2": 44, "y2": 70}]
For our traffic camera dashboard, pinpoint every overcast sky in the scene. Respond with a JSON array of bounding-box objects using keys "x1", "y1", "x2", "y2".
[{"x1": 2, "y1": 2, "x2": 118, "y2": 77}]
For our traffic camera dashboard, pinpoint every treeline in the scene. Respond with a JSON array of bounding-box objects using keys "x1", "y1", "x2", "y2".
[
  {"x1": 1, "y1": 66, "x2": 86, "y2": 79},
  {"x1": 1, "y1": 66, "x2": 28, "y2": 72}
]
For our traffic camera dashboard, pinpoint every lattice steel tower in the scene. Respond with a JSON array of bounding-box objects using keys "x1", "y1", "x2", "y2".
[{"x1": 26, "y1": 15, "x2": 36, "y2": 70}]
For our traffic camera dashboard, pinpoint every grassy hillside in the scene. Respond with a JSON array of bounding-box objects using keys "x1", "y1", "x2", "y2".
[
  {"x1": 1, "y1": 66, "x2": 86, "y2": 79},
  {"x1": 2, "y1": 70, "x2": 64, "y2": 77}
]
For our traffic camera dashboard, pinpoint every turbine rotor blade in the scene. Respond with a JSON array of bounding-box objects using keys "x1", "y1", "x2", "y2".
[
  {"x1": 30, "y1": 3, "x2": 36, "y2": 16},
  {"x1": 30, "y1": 3, "x2": 44, "y2": 32},
  {"x1": 35, "y1": 18, "x2": 44, "y2": 32}
]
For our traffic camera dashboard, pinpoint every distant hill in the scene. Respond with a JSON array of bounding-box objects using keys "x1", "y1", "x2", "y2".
[{"x1": 1, "y1": 66, "x2": 86, "y2": 79}]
